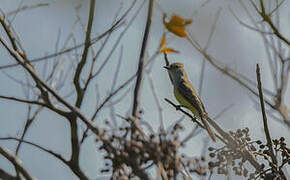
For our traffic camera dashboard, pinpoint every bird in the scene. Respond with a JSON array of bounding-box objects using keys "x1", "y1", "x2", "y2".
[{"x1": 164, "y1": 62, "x2": 216, "y2": 141}]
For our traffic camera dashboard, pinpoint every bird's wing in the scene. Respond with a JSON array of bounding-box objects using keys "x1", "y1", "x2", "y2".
[
  {"x1": 177, "y1": 80, "x2": 206, "y2": 116},
  {"x1": 178, "y1": 80, "x2": 216, "y2": 141}
]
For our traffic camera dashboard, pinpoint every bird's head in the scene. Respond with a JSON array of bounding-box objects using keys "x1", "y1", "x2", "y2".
[
  {"x1": 164, "y1": 62, "x2": 185, "y2": 85},
  {"x1": 164, "y1": 62, "x2": 184, "y2": 74}
]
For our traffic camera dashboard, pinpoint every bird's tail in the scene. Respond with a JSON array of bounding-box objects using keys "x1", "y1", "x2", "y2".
[{"x1": 201, "y1": 116, "x2": 216, "y2": 142}]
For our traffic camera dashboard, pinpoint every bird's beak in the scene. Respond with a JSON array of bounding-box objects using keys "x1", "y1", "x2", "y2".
[{"x1": 163, "y1": 66, "x2": 170, "y2": 70}]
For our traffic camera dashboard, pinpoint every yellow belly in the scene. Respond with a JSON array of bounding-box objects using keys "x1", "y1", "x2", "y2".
[{"x1": 174, "y1": 88, "x2": 201, "y2": 120}]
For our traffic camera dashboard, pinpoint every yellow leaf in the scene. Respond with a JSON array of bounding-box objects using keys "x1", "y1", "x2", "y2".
[
  {"x1": 159, "y1": 47, "x2": 179, "y2": 53},
  {"x1": 158, "y1": 34, "x2": 179, "y2": 54},
  {"x1": 159, "y1": 34, "x2": 166, "y2": 50},
  {"x1": 163, "y1": 13, "x2": 192, "y2": 37},
  {"x1": 170, "y1": 14, "x2": 192, "y2": 26}
]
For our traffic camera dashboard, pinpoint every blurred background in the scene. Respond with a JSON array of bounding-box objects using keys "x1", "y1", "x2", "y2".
[{"x1": 0, "y1": 0, "x2": 289, "y2": 179}]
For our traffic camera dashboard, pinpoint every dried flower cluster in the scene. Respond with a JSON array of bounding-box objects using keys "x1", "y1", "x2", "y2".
[
  {"x1": 208, "y1": 128, "x2": 289, "y2": 180},
  {"x1": 96, "y1": 116, "x2": 207, "y2": 179},
  {"x1": 252, "y1": 137, "x2": 290, "y2": 180},
  {"x1": 208, "y1": 128, "x2": 252, "y2": 177}
]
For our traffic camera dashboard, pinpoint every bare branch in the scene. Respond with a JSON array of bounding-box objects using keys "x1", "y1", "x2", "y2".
[
  {"x1": 0, "y1": 3, "x2": 129, "y2": 70},
  {"x1": 91, "y1": 51, "x2": 159, "y2": 121},
  {"x1": 252, "y1": 0, "x2": 290, "y2": 45},
  {"x1": 92, "y1": 0, "x2": 142, "y2": 78},
  {"x1": 0, "y1": 168, "x2": 17, "y2": 180},
  {"x1": 15, "y1": 105, "x2": 43, "y2": 155},
  {"x1": 0, "y1": 95, "x2": 46, "y2": 106},
  {"x1": 0, "y1": 137, "x2": 67, "y2": 165},
  {"x1": 0, "y1": 37, "x2": 99, "y2": 135},
  {"x1": 229, "y1": 7, "x2": 273, "y2": 35},
  {"x1": 73, "y1": 0, "x2": 95, "y2": 108},
  {"x1": 0, "y1": 147, "x2": 36, "y2": 180},
  {"x1": 0, "y1": 137, "x2": 89, "y2": 179},
  {"x1": 186, "y1": 33, "x2": 275, "y2": 109},
  {"x1": 0, "y1": 13, "x2": 23, "y2": 54},
  {"x1": 164, "y1": 99, "x2": 262, "y2": 171},
  {"x1": 132, "y1": 0, "x2": 154, "y2": 117},
  {"x1": 108, "y1": 46, "x2": 124, "y2": 127},
  {"x1": 5, "y1": 3, "x2": 49, "y2": 16}
]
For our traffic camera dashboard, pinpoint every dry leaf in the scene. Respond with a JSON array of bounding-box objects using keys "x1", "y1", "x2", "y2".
[
  {"x1": 159, "y1": 47, "x2": 179, "y2": 53},
  {"x1": 158, "y1": 34, "x2": 179, "y2": 53},
  {"x1": 163, "y1": 13, "x2": 192, "y2": 37}
]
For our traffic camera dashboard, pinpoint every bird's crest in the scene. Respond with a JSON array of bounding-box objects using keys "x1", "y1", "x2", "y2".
[{"x1": 170, "y1": 62, "x2": 184, "y2": 68}]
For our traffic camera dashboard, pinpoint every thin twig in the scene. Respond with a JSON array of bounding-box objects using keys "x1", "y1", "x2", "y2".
[
  {"x1": 0, "y1": 95, "x2": 46, "y2": 106},
  {"x1": 269, "y1": 0, "x2": 285, "y2": 16},
  {"x1": 198, "y1": 8, "x2": 221, "y2": 95},
  {"x1": 190, "y1": 0, "x2": 212, "y2": 19},
  {"x1": 5, "y1": 3, "x2": 49, "y2": 16},
  {"x1": 181, "y1": 125, "x2": 199, "y2": 144},
  {"x1": 0, "y1": 137, "x2": 67, "y2": 164},
  {"x1": 0, "y1": 37, "x2": 100, "y2": 135},
  {"x1": 16, "y1": 105, "x2": 43, "y2": 155},
  {"x1": 109, "y1": 45, "x2": 124, "y2": 127},
  {"x1": 254, "y1": 0, "x2": 290, "y2": 45},
  {"x1": 0, "y1": 2, "x2": 132, "y2": 70},
  {"x1": 186, "y1": 33, "x2": 275, "y2": 109},
  {"x1": 229, "y1": 7, "x2": 273, "y2": 35},
  {"x1": 256, "y1": 64, "x2": 277, "y2": 165},
  {"x1": 91, "y1": 0, "x2": 144, "y2": 78},
  {"x1": 73, "y1": 0, "x2": 95, "y2": 107},
  {"x1": 147, "y1": 73, "x2": 164, "y2": 131},
  {"x1": 91, "y1": 51, "x2": 159, "y2": 121},
  {"x1": 81, "y1": 1, "x2": 144, "y2": 104}
]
